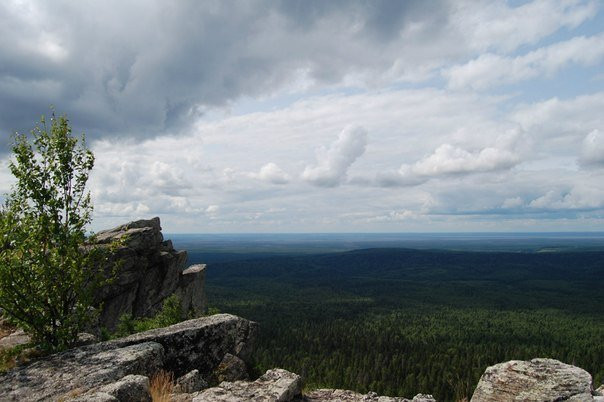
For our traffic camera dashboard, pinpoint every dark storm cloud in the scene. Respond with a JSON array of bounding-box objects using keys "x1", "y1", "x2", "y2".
[{"x1": 0, "y1": 0, "x2": 450, "y2": 152}]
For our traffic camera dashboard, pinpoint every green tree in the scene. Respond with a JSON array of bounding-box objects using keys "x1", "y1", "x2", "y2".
[{"x1": 0, "y1": 112, "x2": 109, "y2": 351}]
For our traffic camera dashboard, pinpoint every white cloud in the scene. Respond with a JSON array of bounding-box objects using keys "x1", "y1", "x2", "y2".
[
  {"x1": 148, "y1": 161, "x2": 190, "y2": 193},
  {"x1": 580, "y1": 129, "x2": 604, "y2": 166},
  {"x1": 444, "y1": 33, "x2": 604, "y2": 90},
  {"x1": 502, "y1": 197, "x2": 524, "y2": 209},
  {"x1": 1, "y1": 0, "x2": 597, "y2": 153},
  {"x1": 513, "y1": 93, "x2": 604, "y2": 137},
  {"x1": 529, "y1": 184, "x2": 604, "y2": 210},
  {"x1": 373, "y1": 134, "x2": 521, "y2": 187},
  {"x1": 302, "y1": 126, "x2": 367, "y2": 187},
  {"x1": 406, "y1": 143, "x2": 518, "y2": 176},
  {"x1": 1, "y1": 0, "x2": 603, "y2": 232},
  {"x1": 249, "y1": 162, "x2": 290, "y2": 184},
  {"x1": 205, "y1": 205, "x2": 220, "y2": 215},
  {"x1": 451, "y1": 0, "x2": 597, "y2": 53},
  {"x1": 508, "y1": 93, "x2": 604, "y2": 169}
]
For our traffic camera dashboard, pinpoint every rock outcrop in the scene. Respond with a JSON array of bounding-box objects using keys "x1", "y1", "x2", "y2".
[
  {"x1": 214, "y1": 353, "x2": 250, "y2": 382},
  {"x1": 471, "y1": 358, "x2": 597, "y2": 402},
  {"x1": 92, "y1": 375, "x2": 151, "y2": 402},
  {"x1": 0, "y1": 314, "x2": 257, "y2": 401},
  {"x1": 94, "y1": 217, "x2": 206, "y2": 330},
  {"x1": 193, "y1": 368, "x2": 303, "y2": 402},
  {"x1": 297, "y1": 389, "x2": 436, "y2": 402}
]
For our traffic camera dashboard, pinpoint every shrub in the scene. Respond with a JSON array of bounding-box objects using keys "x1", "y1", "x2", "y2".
[
  {"x1": 0, "y1": 112, "x2": 111, "y2": 352},
  {"x1": 113, "y1": 294, "x2": 184, "y2": 338}
]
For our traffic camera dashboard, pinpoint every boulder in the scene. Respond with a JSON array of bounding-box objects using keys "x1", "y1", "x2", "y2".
[
  {"x1": 470, "y1": 358, "x2": 595, "y2": 402},
  {"x1": 93, "y1": 217, "x2": 205, "y2": 330},
  {"x1": 194, "y1": 368, "x2": 302, "y2": 402},
  {"x1": 411, "y1": 395, "x2": 437, "y2": 402},
  {"x1": 214, "y1": 353, "x2": 249, "y2": 382},
  {"x1": 0, "y1": 314, "x2": 256, "y2": 401}
]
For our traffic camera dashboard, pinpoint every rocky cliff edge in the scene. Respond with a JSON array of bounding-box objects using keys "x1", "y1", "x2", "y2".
[{"x1": 94, "y1": 217, "x2": 206, "y2": 330}]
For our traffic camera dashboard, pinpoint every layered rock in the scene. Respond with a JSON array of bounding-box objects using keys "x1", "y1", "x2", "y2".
[
  {"x1": 470, "y1": 358, "x2": 597, "y2": 402},
  {"x1": 0, "y1": 314, "x2": 257, "y2": 401},
  {"x1": 94, "y1": 217, "x2": 206, "y2": 330}
]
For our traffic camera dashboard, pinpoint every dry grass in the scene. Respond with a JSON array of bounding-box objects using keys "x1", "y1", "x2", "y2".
[
  {"x1": 150, "y1": 370, "x2": 174, "y2": 402},
  {"x1": 56, "y1": 387, "x2": 84, "y2": 402}
]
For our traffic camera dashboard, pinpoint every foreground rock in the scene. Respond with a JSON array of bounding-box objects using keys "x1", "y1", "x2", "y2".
[
  {"x1": 0, "y1": 342, "x2": 163, "y2": 401},
  {"x1": 94, "y1": 217, "x2": 206, "y2": 330},
  {"x1": 186, "y1": 370, "x2": 435, "y2": 402},
  {"x1": 298, "y1": 389, "x2": 436, "y2": 402},
  {"x1": 194, "y1": 369, "x2": 303, "y2": 402},
  {"x1": 214, "y1": 353, "x2": 250, "y2": 382},
  {"x1": 111, "y1": 314, "x2": 257, "y2": 378},
  {"x1": 94, "y1": 374, "x2": 151, "y2": 402},
  {"x1": 470, "y1": 358, "x2": 596, "y2": 402},
  {"x1": 0, "y1": 314, "x2": 257, "y2": 401}
]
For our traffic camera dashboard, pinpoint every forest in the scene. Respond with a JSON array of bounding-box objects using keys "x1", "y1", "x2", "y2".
[{"x1": 189, "y1": 247, "x2": 604, "y2": 401}]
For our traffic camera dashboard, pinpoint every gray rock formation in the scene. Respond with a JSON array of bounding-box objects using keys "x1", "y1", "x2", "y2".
[
  {"x1": 0, "y1": 314, "x2": 257, "y2": 401},
  {"x1": 214, "y1": 353, "x2": 250, "y2": 382},
  {"x1": 174, "y1": 369, "x2": 208, "y2": 394},
  {"x1": 297, "y1": 389, "x2": 435, "y2": 402},
  {"x1": 193, "y1": 368, "x2": 303, "y2": 402},
  {"x1": 470, "y1": 358, "x2": 595, "y2": 402},
  {"x1": 595, "y1": 384, "x2": 604, "y2": 402},
  {"x1": 0, "y1": 341, "x2": 163, "y2": 401},
  {"x1": 95, "y1": 374, "x2": 151, "y2": 402},
  {"x1": 93, "y1": 217, "x2": 206, "y2": 330},
  {"x1": 110, "y1": 313, "x2": 257, "y2": 378},
  {"x1": 71, "y1": 392, "x2": 119, "y2": 401}
]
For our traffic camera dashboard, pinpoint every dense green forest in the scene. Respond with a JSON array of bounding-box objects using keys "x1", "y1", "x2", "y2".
[{"x1": 194, "y1": 248, "x2": 604, "y2": 401}]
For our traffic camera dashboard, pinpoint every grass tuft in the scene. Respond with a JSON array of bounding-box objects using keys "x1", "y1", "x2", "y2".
[{"x1": 150, "y1": 370, "x2": 174, "y2": 402}]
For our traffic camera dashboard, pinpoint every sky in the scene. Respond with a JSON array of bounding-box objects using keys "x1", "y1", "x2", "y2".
[{"x1": 1, "y1": 0, "x2": 604, "y2": 233}]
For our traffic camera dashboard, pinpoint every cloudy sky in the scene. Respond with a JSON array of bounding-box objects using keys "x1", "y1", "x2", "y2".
[{"x1": 1, "y1": 0, "x2": 604, "y2": 233}]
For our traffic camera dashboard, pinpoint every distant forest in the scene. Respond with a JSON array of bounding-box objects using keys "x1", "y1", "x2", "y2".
[{"x1": 190, "y1": 248, "x2": 604, "y2": 401}]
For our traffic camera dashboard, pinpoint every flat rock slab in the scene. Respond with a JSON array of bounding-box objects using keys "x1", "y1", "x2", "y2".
[
  {"x1": 194, "y1": 368, "x2": 302, "y2": 402},
  {"x1": 0, "y1": 314, "x2": 256, "y2": 401},
  {"x1": 471, "y1": 358, "x2": 595, "y2": 402},
  {"x1": 0, "y1": 342, "x2": 163, "y2": 401}
]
